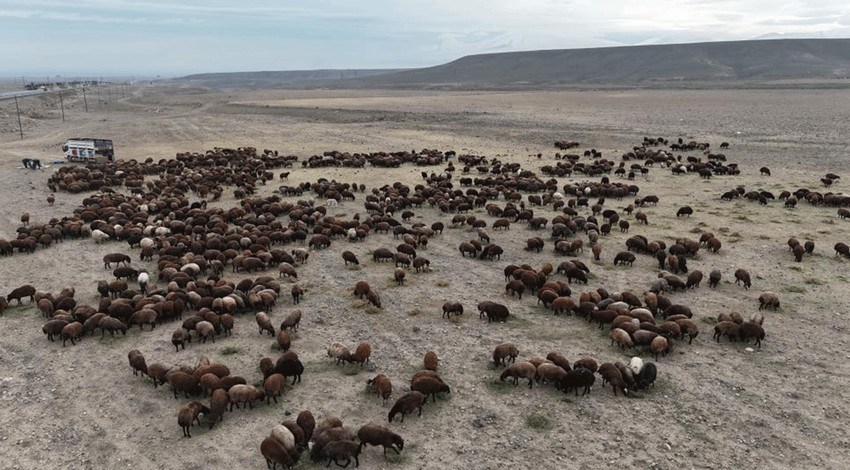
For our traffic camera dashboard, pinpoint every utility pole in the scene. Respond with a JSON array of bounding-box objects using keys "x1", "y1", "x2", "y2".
[
  {"x1": 59, "y1": 92, "x2": 65, "y2": 121},
  {"x1": 82, "y1": 88, "x2": 88, "y2": 112},
  {"x1": 14, "y1": 95, "x2": 23, "y2": 140}
]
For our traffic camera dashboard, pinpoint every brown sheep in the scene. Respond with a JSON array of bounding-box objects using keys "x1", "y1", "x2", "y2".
[
  {"x1": 297, "y1": 410, "x2": 316, "y2": 442},
  {"x1": 291, "y1": 285, "x2": 303, "y2": 304},
  {"x1": 650, "y1": 336, "x2": 669, "y2": 360},
  {"x1": 260, "y1": 436, "x2": 296, "y2": 469},
  {"x1": 368, "y1": 374, "x2": 393, "y2": 404},
  {"x1": 574, "y1": 357, "x2": 598, "y2": 373},
  {"x1": 366, "y1": 289, "x2": 382, "y2": 309},
  {"x1": 328, "y1": 342, "x2": 352, "y2": 365},
  {"x1": 388, "y1": 391, "x2": 426, "y2": 423},
  {"x1": 264, "y1": 373, "x2": 287, "y2": 404},
  {"x1": 199, "y1": 373, "x2": 221, "y2": 397},
  {"x1": 423, "y1": 351, "x2": 439, "y2": 371},
  {"x1": 546, "y1": 352, "x2": 571, "y2": 371},
  {"x1": 167, "y1": 371, "x2": 200, "y2": 399},
  {"x1": 411, "y1": 376, "x2": 451, "y2": 402},
  {"x1": 598, "y1": 363, "x2": 628, "y2": 396},
  {"x1": 60, "y1": 321, "x2": 83, "y2": 346},
  {"x1": 675, "y1": 319, "x2": 700, "y2": 344},
  {"x1": 342, "y1": 250, "x2": 359, "y2": 266},
  {"x1": 228, "y1": 384, "x2": 265, "y2": 410},
  {"x1": 714, "y1": 321, "x2": 739, "y2": 342},
  {"x1": 129, "y1": 309, "x2": 158, "y2": 331},
  {"x1": 493, "y1": 343, "x2": 519, "y2": 366},
  {"x1": 256, "y1": 311, "x2": 275, "y2": 336},
  {"x1": 536, "y1": 362, "x2": 567, "y2": 385},
  {"x1": 441, "y1": 301, "x2": 463, "y2": 318},
  {"x1": 739, "y1": 322, "x2": 766, "y2": 348},
  {"x1": 172, "y1": 328, "x2": 191, "y2": 351},
  {"x1": 734, "y1": 268, "x2": 751, "y2": 289},
  {"x1": 280, "y1": 309, "x2": 302, "y2": 331},
  {"x1": 178, "y1": 401, "x2": 210, "y2": 438},
  {"x1": 758, "y1": 292, "x2": 780, "y2": 310},
  {"x1": 42, "y1": 319, "x2": 69, "y2": 342},
  {"x1": 357, "y1": 423, "x2": 404, "y2": 455},
  {"x1": 195, "y1": 321, "x2": 215, "y2": 343},
  {"x1": 128, "y1": 349, "x2": 147, "y2": 376},
  {"x1": 207, "y1": 388, "x2": 229, "y2": 429},
  {"x1": 793, "y1": 244, "x2": 805, "y2": 262},
  {"x1": 276, "y1": 329, "x2": 291, "y2": 352},
  {"x1": 394, "y1": 267, "x2": 406, "y2": 285},
  {"x1": 350, "y1": 341, "x2": 372, "y2": 367},
  {"x1": 320, "y1": 440, "x2": 361, "y2": 469},
  {"x1": 500, "y1": 361, "x2": 536, "y2": 388},
  {"x1": 708, "y1": 269, "x2": 721, "y2": 288},
  {"x1": 260, "y1": 357, "x2": 275, "y2": 380},
  {"x1": 505, "y1": 279, "x2": 525, "y2": 299},
  {"x1": 6, "y1": 284, "x2": 36, "y2": 305},
  {"x1": 610, "y1": 328, "x2": 634, "y2": 349}
]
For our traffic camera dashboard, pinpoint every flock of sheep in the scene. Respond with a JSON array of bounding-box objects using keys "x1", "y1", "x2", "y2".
[{"x1": 2, "y1": 137, "x2": 847, "y2": 468}]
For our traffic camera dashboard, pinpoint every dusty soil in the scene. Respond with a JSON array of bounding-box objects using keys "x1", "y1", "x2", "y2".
[{"x1": 1, "y1": 84, "x2": 850, "y2": 470}]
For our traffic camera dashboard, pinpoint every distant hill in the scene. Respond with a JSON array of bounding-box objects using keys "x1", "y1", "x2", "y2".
[
  {"x1": 176, "y1": 39, "x2": 850, "y2": 90},
  {"x1": 359, "y1": 38, "x2": 850, "y2": 88},
  {"x1": 177, "y1": 69, "x2": 406, "y2": 88}
]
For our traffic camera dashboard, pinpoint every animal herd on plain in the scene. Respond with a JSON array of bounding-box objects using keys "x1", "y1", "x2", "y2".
[{"x1": 1, "y1": 136, "x2": 847, "y2": 468}]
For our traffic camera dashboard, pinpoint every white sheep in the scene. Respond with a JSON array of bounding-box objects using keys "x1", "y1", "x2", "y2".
[
  {"x1": 270, "y1": 424, "x2": 296, "y2": 454},
  {"x1": 139, "y1": 237, "x2": 155, "y2": 249},
  {"x1": 629, "y1": 356, "x2": 644, "y2": 375},
  {"x1": 347, "y1": 228, "x2": 357, "y2": 240},
  {"x1": 91, "y1": 229, "x2": 110, "y2": 244},
  {"x1": 154, "y1": 226, "x2": 170, "y2": 237},
  {"x1": 326, "y1": 198, "x2": 338, "y2": 206},
  {"x1": 553, "y1": 192, "x2": 564, "y2": 200},
  {"x1": 138, "y1": 272, "x2": 150, "y2": 293}
]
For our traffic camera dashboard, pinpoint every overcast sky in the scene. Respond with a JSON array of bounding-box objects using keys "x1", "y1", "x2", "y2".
[{"x1": 2, "y1": 0, "x2": 849, "y2": 77}]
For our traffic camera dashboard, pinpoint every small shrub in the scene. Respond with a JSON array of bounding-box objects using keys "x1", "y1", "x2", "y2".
[
  {"x1": 804, "y1": 277, "x2": 825, "y2": 286},
  {"x1": 525, "y1": 413, "x2": 553, "y2": 431},
  {"x1": 435, "y1": 279, "x2": 450, "y2": 287},
  {"x1": 220, "y1": 346, "x2": 241, "y2": 356}
]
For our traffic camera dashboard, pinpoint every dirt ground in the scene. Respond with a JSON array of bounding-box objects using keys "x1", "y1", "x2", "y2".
[{"x1": 1, "y1": 83, "x2": 850, "y2": 470}]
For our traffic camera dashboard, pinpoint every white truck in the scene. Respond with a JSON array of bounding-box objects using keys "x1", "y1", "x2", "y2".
[{"x1": 63, "y1": 138, "x2": 114, "y2": 163}]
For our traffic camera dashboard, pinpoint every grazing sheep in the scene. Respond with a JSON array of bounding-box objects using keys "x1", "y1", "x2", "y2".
[
  {"x1": 493, "y1": 343, "x2": 519, "y2": 366},
  {"x1": 546, "y1": 352, "x2": 571, "y2": 371},
  {"x1": 676, "y1": 206, "x2": 693, "y2": 217},
  {"x1": 350, "y1": 342, "x2": 372, "y2": 368},
  {"x1": 636, "y1": 362, "x2": 658, "y2": 390},
  {"x1": 367, "y1": 374, "x2": 393, "y2": 404},
  {"x1": 320, "y1": 440, "x2": 361, "y2": 469},
  {"x1": 328, "y1": 342, "x2": 352, "y2": 365},
  {"x1": 388, "y1": 391, "x2": 426, "y2": 423},
  {"x1": 60, "y1": 321, "x2": 83, "y2": 346},
  {"x1": 708, "y1": 269, "x2": 721, "y2": 288},
  {"x1": 651, "y1": 336, "x2": 669, "y2": 360},
  {"x1": 734, "y1": 268, "x2": 751, "y2": 289},
  {"x1": 256, "y1": 311, "x2": 275, "y2": 336},
  {"x1": 260, "y1": 436, "x2": 296, "y2": 469},
  {"x1": 738, "y1": 322, "x2": 766, "y2": 348},
  {"x1": 629, "y1": 357, "x2": 644, "y2": 375},
  {"x1": 42, "y1": 319, "x2": 69, "y2": 342},
  {"x1": 264, "y1": 373, "x2": 287, "y2": 404},
  {"x1": 280, "y1": 309, "x2": 302, "y2": 331},
  {"x1": 291, "y1": 285, "x2": 303, "y2": 304},
  {"x1": 357, "y1": 423, "x2": 404, "y2": 455},
  {"x1": 610, "y1": 328, "x2": 634, "y2": 349},
  {"x1": 91, "y1": 229, "x2": 110, "y2": 244},
  {"x1": 478, "y1": 301, "x2": 509, "y2": 323},
  {"x1": 423, "y1": 351, "x2": 439, "y2": 371},
  {"x1": 713, "y1": 321, "x2": 740, "y2": 342},
  {"x1": 536, "y1": 362, "x2": 567, "y2": 385},
  {"x1": 793, "y1": 244, "x2": 805, "y2": 262},
  {"x1": 499, "y1": 361, "x2": 537, "y2": 388},
  {"x1": 342, "y1": 251, "x2": 359, "y2": 266},
  {"x1": 228, "y1": 384, "x2": 265, "y2": 410},
  {"x1": 614, "y1": 251, "x2": 636, "y2": 266},
  {"x1": 394, "y1": 268, "x2": 406, "y2": 285},
  {"x1": 574, "y1": 357, "x2": 599, "y2": 373},
  {"x1": 206, "y1": 388, "x2": 229, "y2": 429},
  {"x1": 366, "y1": 289, "x2": 382, "y2": 309},
  {"x1": 411, "y1": 376, "x2": 451, "y2": 402},
  {"x1": 128, "y1": 349, "x2": 147, "y2": 376},
  {"x1": 441, "y1": 301, "x2": 463, "y2": 319},
  {"x1": 675, "y1": 319, "x2": 700, "y2": 344},
  {"x1": 598, "y1": 363, "x2": 628, "y2": 396},
  {"x1": 195, "y1": 321, "x2": 216, "y2": 343},
  {"x1": 171, "y1": 328, "x2": 191, "y2": 351},
  {"x1": 297, "y1": 410, "x2": 316, "y2": 442},
  {"x1": 276, "y1": 329, "x2": 291, "y2": 352},
  {"x1": 167, "y1": 371, "x2": 200, "y2": 399},
  {"x1": 7, "y1": 284, "x2": 36, "y2": 305},
  {"x1": 558, "y1": 367, "x2": 595, "y2": 396},
  {"x1": 274, "y1": 352, "x2": 304, "y2": 385},
  {"x1": 758, "y1": 292, "x2": 780, "y2": 310},
  {"x1": 178, "y1": 401, "x2": 210, "y2": 438}
]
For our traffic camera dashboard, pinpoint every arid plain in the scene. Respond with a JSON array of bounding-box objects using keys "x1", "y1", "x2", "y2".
[{"x1": 1, "y1": 83, "x2": 850, "y2": 469}]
